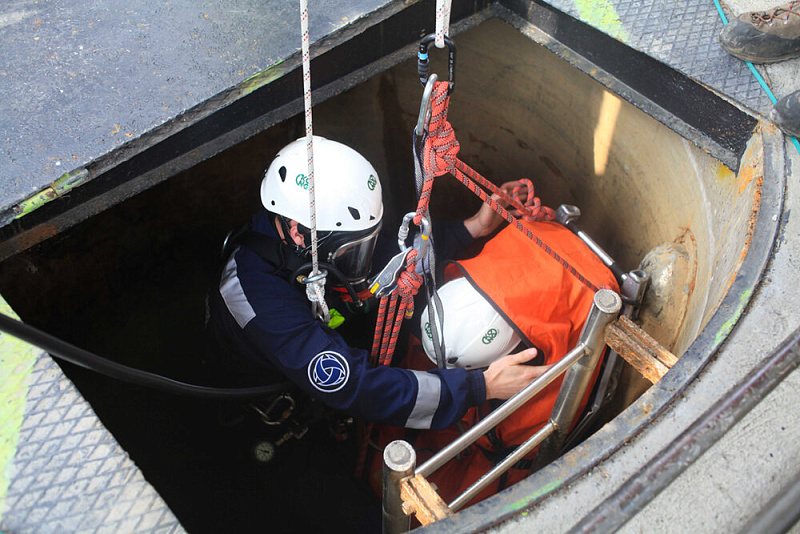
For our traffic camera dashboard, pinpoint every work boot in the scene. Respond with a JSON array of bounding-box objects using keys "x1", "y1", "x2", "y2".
[
  {"x1": 771, "y1": 89, "x2": 800, "y2": 137},
  {"x1": 719, "y1": 1, "x2": 800, "y2": 63}
]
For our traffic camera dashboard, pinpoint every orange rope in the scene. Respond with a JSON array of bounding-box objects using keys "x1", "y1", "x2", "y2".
[
  {"x1": 419, "y1": 81, "x2": 599, "y2": 293},
  {"x1": 370, "y1": 250, "x2": 422, "y2": 367},
  {"x1": 359, "y1": 252, "x2": 422, "y2": 479}
]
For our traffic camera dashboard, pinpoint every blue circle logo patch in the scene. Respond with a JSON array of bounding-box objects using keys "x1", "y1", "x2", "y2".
[{"x1": 308, "y1": 351, "x2": 349, "y2": 393}]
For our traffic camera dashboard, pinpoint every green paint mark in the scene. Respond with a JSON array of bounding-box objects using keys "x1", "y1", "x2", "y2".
[
  {"x1": 503, "y1": 479, "x2": 564, "y2": 514},
  {"x1": 0, "y1": 295, "x2": 38, "y2": 523},
  {"x1": 714, "y1": 289, "x2": 753, "y2": 346},
  {"x1": 239, "y1": 59, "x2": 288, "y2": 96},
  {"x1": 13, "y1": 168, "x2": 91, "y2": 221},
  {"x1": 574, "y1": 0, "x2": 629, "y2": 42}
]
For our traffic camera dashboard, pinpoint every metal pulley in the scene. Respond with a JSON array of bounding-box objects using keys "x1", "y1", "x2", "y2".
[{"x1": 369, "y1": 213, "x2": 431, "y2": 298}]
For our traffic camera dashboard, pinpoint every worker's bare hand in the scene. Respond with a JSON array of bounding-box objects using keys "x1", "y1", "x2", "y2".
[
  {"x1": 463, "y1": 180, "x2": 527, "y2": 238},
  {"x1": 483, "y1": 348, "x2": 550, "y2": 400}
]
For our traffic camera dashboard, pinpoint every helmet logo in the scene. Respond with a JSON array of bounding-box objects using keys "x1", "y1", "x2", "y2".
[
  {"x1": 367, "y1": 175, "x2": 377, "y2": 191},
  {"x1": 482, "y1": 328, "x2": 498, "y2": 344},
  {"x1": 308, "y1": 351, "x2": 349, "y2": 393},
  {"x1": 424, "y1": 322, "x2": 432, "y2": 340},
  {"x1": 295, "y1": 174, "x2": 309, "y2": 190}
]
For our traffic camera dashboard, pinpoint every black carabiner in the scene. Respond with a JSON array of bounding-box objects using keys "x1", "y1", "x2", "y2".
[{"x1": 417, "y1": 33, "x2": 456, "y2": 94}]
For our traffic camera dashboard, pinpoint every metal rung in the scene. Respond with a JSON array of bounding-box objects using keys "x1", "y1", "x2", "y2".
[{"x1": 384, "y1": 290, "x2": 623, "y2": 532}]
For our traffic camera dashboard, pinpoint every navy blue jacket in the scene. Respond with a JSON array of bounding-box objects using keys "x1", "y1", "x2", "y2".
[{"x1": 207, "y1": 210, "x2": 486, "y2": 430}]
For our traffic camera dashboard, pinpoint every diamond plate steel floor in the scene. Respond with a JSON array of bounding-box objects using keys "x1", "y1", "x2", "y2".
[
  {"x1": 546, "y1": 0, "x2": 774, "y2": 116},
  {"x1": 0, "y1": 325, "x2": 184, "y2": 533}
]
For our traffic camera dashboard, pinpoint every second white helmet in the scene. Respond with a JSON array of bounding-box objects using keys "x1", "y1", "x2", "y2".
[
  {"x1": 420, "y1": 277, "x2": 522, "y2": 370},
  {"x1": 260, "y1": 136, "x2": 384, "y2": 232}
]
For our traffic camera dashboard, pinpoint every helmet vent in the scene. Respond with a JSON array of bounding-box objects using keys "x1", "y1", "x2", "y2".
[
  {"x1": 369, "y1": 215, "x2": 376, "y2": 221},
  {"x1": 279, "y1": 166, "x2": 287, "y2": 182},
  {"x1": 348, "y1": 207, "x2": 361, "y2": 220}
]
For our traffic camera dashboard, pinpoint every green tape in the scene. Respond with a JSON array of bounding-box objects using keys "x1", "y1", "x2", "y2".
[
  {"x1": 0, "y1": 296, "x2": 38, "y2": 523},
  {"x1": 574, "y1": 0, "x2": 629, "y2": 42}
]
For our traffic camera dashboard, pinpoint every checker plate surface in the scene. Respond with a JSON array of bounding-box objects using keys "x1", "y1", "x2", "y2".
[
  {"x1": 0, "y1": 350, "x2": 184, "y2": 533},
  {"x1": 546, "y1": 0, "x2": 773, "y2": 115}
]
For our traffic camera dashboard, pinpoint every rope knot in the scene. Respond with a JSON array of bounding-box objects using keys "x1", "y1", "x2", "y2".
[
  {"x1": 423, "y1": 82, "x2": 461, "y2": 178},
  {"x1": 512, "y1": 178, "x2": 556, "y2": 222}
]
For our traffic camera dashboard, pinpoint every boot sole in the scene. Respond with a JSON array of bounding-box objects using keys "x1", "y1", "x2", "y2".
[{"x1": 720, "y1": 46, "x2": 800, "y2": 64}]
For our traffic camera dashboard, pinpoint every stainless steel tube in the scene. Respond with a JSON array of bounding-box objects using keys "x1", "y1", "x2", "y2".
[
  {"x1": 449, "y1": 421, "x2": 557, "y2": 512},
  {"x1": 536, "y1": 289, "x2": 622, "y2": 466},
  {"x1": 383, "y1": 440, "x2": 416, "y2": 534},
  {"x1": 416, "y1": 342, "x2": 590, "y2": 479}
]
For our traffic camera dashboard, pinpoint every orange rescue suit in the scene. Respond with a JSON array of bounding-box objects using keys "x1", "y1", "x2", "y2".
[{"x1": 368, "y1": 219, "x2": 619, "y2": 506}]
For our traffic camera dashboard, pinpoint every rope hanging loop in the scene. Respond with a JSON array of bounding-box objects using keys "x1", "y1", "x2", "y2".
[{"x1": 417, "y1": 34, "x2": 456, "y2": 94}]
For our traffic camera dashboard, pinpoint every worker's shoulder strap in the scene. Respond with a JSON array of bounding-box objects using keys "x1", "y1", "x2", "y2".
[{"x1": 226, "y1": 225, "x2": 307, "y2": 279}]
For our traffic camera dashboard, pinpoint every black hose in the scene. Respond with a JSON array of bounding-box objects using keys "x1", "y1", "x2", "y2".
[{"x1": 0, "y1": 312, "x2": 290, "y2": 399}]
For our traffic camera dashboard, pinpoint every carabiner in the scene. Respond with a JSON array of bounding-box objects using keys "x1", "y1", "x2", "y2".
[
  {"x1": 297, "y1": 268, "x2": 328, "y2": 285},
  {"x1": 251, "y1": 393, "x2": 296, "y2": 426},
  {"x1": 417, "y1": 33, "x2": 456, "y2": 94},
  {"x1": 397, "y1": 212, "x2": 431, "y2": 253},
  {"x1": 415, "y1": 74, "x2": 438, "y2": 138}
]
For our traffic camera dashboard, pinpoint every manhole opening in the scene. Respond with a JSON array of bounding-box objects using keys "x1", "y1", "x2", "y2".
[{"x1": 0, "y1": 17, "x2": 762, "y2": 532}]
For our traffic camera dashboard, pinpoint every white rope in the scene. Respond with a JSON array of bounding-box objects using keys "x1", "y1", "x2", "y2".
[
  {"x1": 299, "y1": 0, "x2": 330, "y2": 323},
  {"x1": 435, "y1": 0, "x2": 452, "y2": 48}
]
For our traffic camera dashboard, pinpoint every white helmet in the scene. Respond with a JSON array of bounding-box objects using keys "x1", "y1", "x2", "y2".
[
  {"x1": 260, "y1": 136, "x2": 384, "y2": 283},
  {"x1": 261, "y1": 136, "x2": 383, "y2": 232},
  {"x1": 420, "y1": 278, "x2": 522, "y2": 370}
]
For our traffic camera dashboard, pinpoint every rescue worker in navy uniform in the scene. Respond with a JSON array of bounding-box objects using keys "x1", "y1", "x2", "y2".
[{"x1": 205, "y1": 136, "x2": 543, "y2": 433}]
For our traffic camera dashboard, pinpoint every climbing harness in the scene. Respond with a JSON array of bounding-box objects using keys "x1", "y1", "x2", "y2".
[{"x1": 298, "y1": 0, "x2": 330, "y2": 323}]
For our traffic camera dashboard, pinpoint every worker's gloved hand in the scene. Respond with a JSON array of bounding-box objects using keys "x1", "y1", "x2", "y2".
[
  {"x1": 483, "y1": 348, "x2": 551, "y2": 401},
  {"x1": 463, "y1": 180, "x2": 528, "y2": 239}
]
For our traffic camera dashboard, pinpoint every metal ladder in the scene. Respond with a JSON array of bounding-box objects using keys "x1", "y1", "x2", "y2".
[{"x1": 381, "y1": 207, "x2": 679, "y2": 531}]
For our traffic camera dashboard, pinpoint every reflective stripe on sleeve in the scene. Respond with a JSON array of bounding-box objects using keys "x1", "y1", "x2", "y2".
[
  {"x1": 404, "y1": 370, "x2": 442, "y2": 429},
  {"x1": 220, "y1": 254, "x2": 256, "y2": 329}
]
